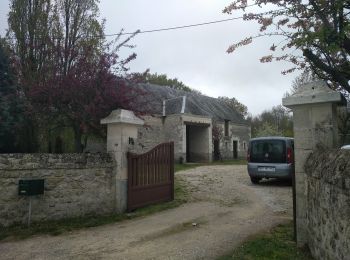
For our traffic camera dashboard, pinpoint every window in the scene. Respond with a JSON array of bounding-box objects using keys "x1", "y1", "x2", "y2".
[
  {"x1": 243, "y1": 141, "x2": 246, "y2": 151},
  {"x1": 250, "y1": 140, "x2": 286, "y2": 163},
  {"x1": 224, "y1": 120, "x2": 229, "y2": 137}
]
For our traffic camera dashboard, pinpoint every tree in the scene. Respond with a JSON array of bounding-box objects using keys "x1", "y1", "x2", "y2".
[
  {"x1": 255, "y1": 122, "x2": 282, "y2": 137},
  {"x1": 7, "y1": 0, "x2": 52, "y2": 90},
  {"x1": 291, "y1": 70, "x2": 317, "y2": 94},
  {"x1": 218, "y1": 96, "x2": 248, "y2": 118},
  {"x1": 7, "y1": 0, "x2": 139, "y2": 152},
  {"x1": 135, "y1": 71, "x2": 202, "y2": 94},
  {"x1": 211, "y1": 122, "x2": 224, "y2": 160},
  {"x1": 7, "y1": 0, "x2": 105, "y2": 87},
  {"x1": 29, "y1": 48, "x2": 141, "y2": 152},
  {"x1": 283, "y1": 70, "x2": 318, "y2": 99},
  {"x1": 7, "y1": 0, "x2": 57, "y2": 151},
  {"x1": 224, "y1": 1, "x2": 350, "y2": 93},
  {"x1": 212, "y1": 122, "x2": 224, "y2": 142},
  {"x1": 250, "y1": 105, "x2": 293, "y2": 137},
  {"x1": 0, "y1": 40, "x2": 25, "y2": 152}
]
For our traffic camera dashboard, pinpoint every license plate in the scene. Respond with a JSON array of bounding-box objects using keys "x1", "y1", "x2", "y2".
[{"x1": 258, "y1": 167, "x2": 275, "y2": 172}]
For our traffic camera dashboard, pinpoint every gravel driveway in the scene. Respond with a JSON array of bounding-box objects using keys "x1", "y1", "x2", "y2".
[{"x1": 0, "y1": 165, "x2": 292, "y2": 260}]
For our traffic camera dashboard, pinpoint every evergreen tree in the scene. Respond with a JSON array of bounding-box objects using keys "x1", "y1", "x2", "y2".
[{"x1": 0, "y1": 42, "x2": 24, "y2": 152}]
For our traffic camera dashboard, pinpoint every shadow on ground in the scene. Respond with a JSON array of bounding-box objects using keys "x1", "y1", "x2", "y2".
[{"x1": 257, "y1": 178, "x2": 292, "y2": 187}]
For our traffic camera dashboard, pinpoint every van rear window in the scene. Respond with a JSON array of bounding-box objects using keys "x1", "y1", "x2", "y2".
[{"x1": 250, "y1": 140, "x2": 286, "y2": 163}]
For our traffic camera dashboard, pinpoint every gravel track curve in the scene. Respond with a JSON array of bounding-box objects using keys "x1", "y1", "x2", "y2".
[{"x1": 0, "y1": 165, "x2": 292, "y2": 260}]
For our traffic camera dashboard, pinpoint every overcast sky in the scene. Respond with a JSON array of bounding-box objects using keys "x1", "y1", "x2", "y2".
[{"x1": 0, "y1": 0, "x2": 300, "y2": 116}]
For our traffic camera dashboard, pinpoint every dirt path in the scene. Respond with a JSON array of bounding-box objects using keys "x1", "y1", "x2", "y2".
[{"x1": 0, "y1": 165, "x2": 292, "y2": 260}]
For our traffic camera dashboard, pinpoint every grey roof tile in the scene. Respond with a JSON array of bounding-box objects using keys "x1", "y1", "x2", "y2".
[{"x1": 125, "y1": 83, "x2": 248, "y2": 125}]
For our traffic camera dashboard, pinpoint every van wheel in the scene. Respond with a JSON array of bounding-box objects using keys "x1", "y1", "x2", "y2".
[{"x1": 250, "y1": 177, "x2": 261, "y2": 184}]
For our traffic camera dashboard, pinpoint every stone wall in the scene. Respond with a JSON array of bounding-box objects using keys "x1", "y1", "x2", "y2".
[
  {"x1": 217, "y1": 122, "x2": 250, "y2": 160},
  {"x1": 163, "y1": 115, "x2": 185, "y2": 161},
  {"x1": 0, "y1": 153, "x2": 116, "y2": 227},
  {"x1": 135, "y1": 115, "x2": 165, "y2": 154},
  {"x1": 230, "y1": 123, "x2": 251, "y2": 158},
  {"x1": 304, "y1": 148, "x2": 350, "y2": 260},
  {"x1": 133, "y1": 115, "x2": 185, "y2": 162},
  {"x1": 102, "y1": 112, "x2": 249, "y2": 163},
  {"x1": 135, "y1": 114, "x2": 213, "y2": 163}
]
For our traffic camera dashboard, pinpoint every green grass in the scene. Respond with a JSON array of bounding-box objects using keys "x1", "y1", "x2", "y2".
[
  {"x1": 175, "y1": 159, "x2": 247, "y2": 172},
  {"x1": 0, "y1": 176, "x2": 190, "y2": 242},
  {"x1": 218, "y1": 222, "x2": 313, "y2": 260}
]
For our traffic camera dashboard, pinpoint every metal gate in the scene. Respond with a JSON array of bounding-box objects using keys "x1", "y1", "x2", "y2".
[{"x1": 127, "y1": 142, "x2": 174, "y2": 211}]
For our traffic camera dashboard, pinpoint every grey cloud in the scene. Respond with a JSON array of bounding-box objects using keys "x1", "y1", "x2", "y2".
[{"x1": 0, "y1": 0, "x2": 299, "y2": 115}]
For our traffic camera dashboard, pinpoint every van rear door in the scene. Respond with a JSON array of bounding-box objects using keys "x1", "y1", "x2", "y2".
[{"x1": 250, "y1": 139, "x2": 286, "y2": 163}]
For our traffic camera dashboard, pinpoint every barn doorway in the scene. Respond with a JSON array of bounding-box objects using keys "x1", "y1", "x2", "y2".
[
  {"x1": 233, "y1": 140, "x2": 238, "y2": 159},
  {"x1": 186, "y1": 124, "x2": 210, "y2": 162}
]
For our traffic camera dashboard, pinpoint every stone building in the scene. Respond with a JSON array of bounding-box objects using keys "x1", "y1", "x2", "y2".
[{"x1": 115, "y1": 83, "x2": 251, "y2": 163}]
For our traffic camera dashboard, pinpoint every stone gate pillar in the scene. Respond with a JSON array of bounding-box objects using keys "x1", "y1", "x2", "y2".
[
  {"x1": 282, "y1": 80, "x2": 344, "y2": 246},
  {"x1": 101, "y1": 109, "x2": 144, "y2": 213}
]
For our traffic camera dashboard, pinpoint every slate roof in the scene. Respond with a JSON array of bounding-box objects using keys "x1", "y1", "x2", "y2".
[{"x1": 126, "y1": 83, "x2": 248, "y2": 125}]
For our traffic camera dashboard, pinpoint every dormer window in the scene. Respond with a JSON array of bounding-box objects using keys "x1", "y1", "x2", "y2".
[{"x1": 224, "y1": 120, "x2": 229, "y2": 137}]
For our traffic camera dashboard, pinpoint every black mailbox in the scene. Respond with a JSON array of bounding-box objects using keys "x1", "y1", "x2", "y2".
[{"x1": 18, "y1": 179, "x2": 45, "y2": 196}]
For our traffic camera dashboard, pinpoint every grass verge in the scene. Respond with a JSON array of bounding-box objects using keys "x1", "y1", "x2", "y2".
[
  {"x1": 175, "y1": 159, "x2": 247, "y2": 173},
  {"x1": 217, "y1": 222, "x2": 313, "y2": 260},
  {"x1": 0, "y1": 176, "x2": 190, "y2": 242}
]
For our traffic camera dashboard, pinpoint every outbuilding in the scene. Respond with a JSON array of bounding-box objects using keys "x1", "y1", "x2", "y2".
[{"x1": 117, "y1": 83, "x2": 251, "y2": 163}]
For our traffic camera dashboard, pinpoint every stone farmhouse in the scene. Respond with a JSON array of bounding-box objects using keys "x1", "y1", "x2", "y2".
[{"x1": 108, "y1": 83, "x2": 251, "y2": 163}]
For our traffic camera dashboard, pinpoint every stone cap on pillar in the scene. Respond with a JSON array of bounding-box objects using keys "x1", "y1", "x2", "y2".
[
  {"x1": 101, "y1": 109, "x2": 144, "y2": 126},
  {"x1": 282, "y1": 80, "x2": 345, "y2": 108}
]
